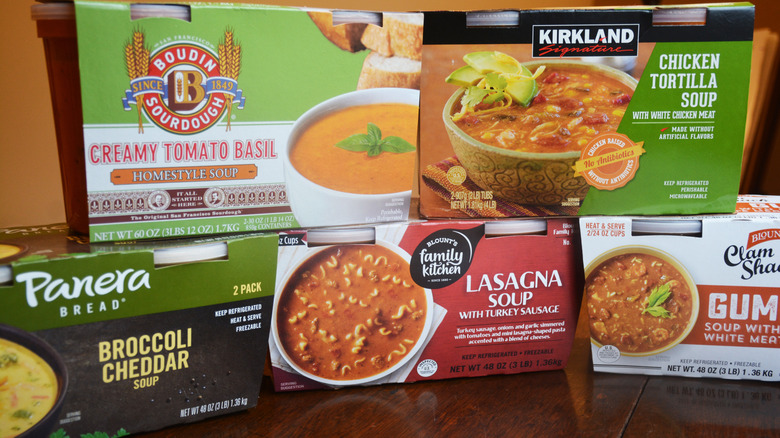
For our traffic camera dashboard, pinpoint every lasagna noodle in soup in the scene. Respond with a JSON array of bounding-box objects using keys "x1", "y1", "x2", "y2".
[
  {"x1": 454, "y1": 65, "x2": 633, "y2": 154},
  {"x1": 0, "y1": 338, "x2": 58, "y2": 437},
  {"x1": 290, "y1": 103, "x2": 418, "y2": 194},
  {"x1": 586, "y1": 253, "x2": 694, "y2": 354},
  {"x1": 277, "y1": 245, "x2": 427, "y2": 381}
]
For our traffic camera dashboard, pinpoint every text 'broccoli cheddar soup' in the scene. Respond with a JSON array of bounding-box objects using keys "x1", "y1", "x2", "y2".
[
  {"x1": 586, "y1": 252, "x2": 696, "y2": 355},
  {"x1": 275, "y1": 244, "x2": 429, "y2": 382}
]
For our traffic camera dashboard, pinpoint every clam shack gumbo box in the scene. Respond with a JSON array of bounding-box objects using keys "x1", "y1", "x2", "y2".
[
  {"x1": 581, "y1": 195, "x2": 780, "y2": 382},
  {"x1": 419, "y1": 3, "x2": 754, "y2": 219},
  {"x1": 36, "y1": 1, "x2": 422, "y2": 242},
  {"x1": 269, "y1": 219, "x2": 582, "y2": 391},
  {"x1": 0, "y1": 224, "x2": 277, "y2": 436}
]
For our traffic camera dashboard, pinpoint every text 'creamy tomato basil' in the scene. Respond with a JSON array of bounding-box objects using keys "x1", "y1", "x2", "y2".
[
  {"x1": 446, "y1": 51, "x2": 634, "y2": 154},
  {"x1": 276, "y1": 245, "x2": 428, "y2": 381},
  {"x1": 586, "y1": 252, "x2": 695, "y2": 354}
]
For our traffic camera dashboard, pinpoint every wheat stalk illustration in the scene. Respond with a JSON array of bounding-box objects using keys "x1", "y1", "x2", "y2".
[
  {"x1": 218, "y1": 30, "x2": 241, "y2": 131},
  {"x1": 125, "y1": 31, "x2": 150, "y2": 133}
]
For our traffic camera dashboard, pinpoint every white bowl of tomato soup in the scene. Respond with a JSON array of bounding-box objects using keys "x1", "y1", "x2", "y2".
[
  {"x1": 0, "y1": 324, "x2": 68, "y2": 438},
  {"x1": 443, "y1": 60, "x2": 637, "y2": 206},
  {"x1": 584, "y1": 246, "x2": 699, "y2": 356},
  {"x1": 284, "y1": 88, "x2": 419, "y2": 227},
  {"x1": 271, "y1": 240, "x2": 434, "y2": 387}
]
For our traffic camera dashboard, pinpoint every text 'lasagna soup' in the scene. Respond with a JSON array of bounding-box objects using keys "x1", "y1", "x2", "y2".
[
  {"x1": 277, "y1": 245, "x2": 427, "y2": 381},
  {"x1": 453, "y1": 65, "x2": 633, "y2": 154},
  {"x1": 586, "y1": 253, "x2": 695, "y2": 354}
]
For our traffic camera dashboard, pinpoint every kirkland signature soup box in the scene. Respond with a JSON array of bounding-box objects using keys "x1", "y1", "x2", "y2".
[
  {"x1": 0, "y1": 224, "x2": 277, "y2": 436},
  {"x1": 34, "y1": 1, "x2": 422, "y2": 242},
  {"x1": 581, "y1": 195, "x2": 780, "y2": 382},
  {"x1": 269, "y1": 219, "x2": 582, "y2": 391},
  {"x1": 419, "y1": 3, "x2": 754, "y2": 218}
]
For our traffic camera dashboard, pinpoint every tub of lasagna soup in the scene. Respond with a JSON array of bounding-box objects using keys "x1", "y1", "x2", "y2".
[{"x1": 269, "y1": 218, "x2": 582, "y2": 391}]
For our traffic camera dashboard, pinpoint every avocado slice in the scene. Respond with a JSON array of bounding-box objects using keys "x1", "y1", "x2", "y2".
[
  {"x1": 445, "y1": 65, "x2": 484, "y2": 87},
  {"x1": 463, "y1": 51, "x2": 521, "y2": 74},
  {"x1": 505, "y1": 77, "x2": 539, "y2": 107}
]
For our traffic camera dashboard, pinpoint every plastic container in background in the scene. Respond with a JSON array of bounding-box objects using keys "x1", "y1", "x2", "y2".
[
  {"x1": 269, "y1": 217, "x2": 582, "y2": 391},
  {"x1": 31, "y1": 3, "x2": 192, "y2": 236},
  {"x1": 0, "y1": 223, "x2": 278, "y2": 436},
  {"x1": 32, "y1": 3, "x2": 86, "y2": 233},
  {"x1": 581, "y1": 195, "x2": 780, "y2": 382}
]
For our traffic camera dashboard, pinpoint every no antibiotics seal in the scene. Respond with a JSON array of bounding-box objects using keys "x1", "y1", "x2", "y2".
[{"x1": 572, "y1": 133, "x2": 645, "y2": 191}]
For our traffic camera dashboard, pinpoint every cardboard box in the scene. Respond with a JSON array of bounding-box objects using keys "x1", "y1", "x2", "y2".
[
  {"x1": 0, "y1": 224, "x2": 277, "y2": 436},
  {"x1": 269, "y1": 218, "x2": 582, "y2": 391},
  {"x1": 419, "y1": 3, "x2": 754, "y2": 218},
  {"x1": 33, "y1": 2, "x2": 422, "y2": 241},
  {"x1": 580, "y1": 195, "x2": 780, "y2": 382}
]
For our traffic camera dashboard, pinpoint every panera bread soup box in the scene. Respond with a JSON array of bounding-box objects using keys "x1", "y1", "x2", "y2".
[
  {"x1": 419, "y1": 3, "x2": 754, "y2": 218},
  {"x1": 581, "y1": 195, "x2": 780, "y2": 382},
  {"x1": 268, "y1": 219, "x2": 582, "y2": 391},
  {"x1": 33, "y1": 1, "x2": 422, "y2": 242},
  {"x1": 0, "y1": 224, "x2": 277, "y2": 436}
]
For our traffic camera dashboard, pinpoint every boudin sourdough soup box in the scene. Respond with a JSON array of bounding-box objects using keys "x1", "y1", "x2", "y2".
[
  {"x1": 419, "y1": 3, "x2": 754, "y2": 218},
  {"x1": 34, "y1": 1, "x2": 422, "y2": 241},
  {"x1": 581, "y1": 195, "x2": 780, "y2": 382},
  {"x1": 269, "y1": 219, "x2": 582, "y2": 391},
  {"x1": 0, "y1": 224, "x2": 277, "y2": 436}
]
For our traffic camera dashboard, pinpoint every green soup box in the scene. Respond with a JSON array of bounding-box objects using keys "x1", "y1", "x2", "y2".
[
  {"x1": 419, "y1": 3, "x2": 754, "y2": 219},
  {"x1": 0, "y1": 224, "x2": 277, "y2": 436},
  {"x1": 32, "y1": 1, "x2": 422, "y2": 242}
]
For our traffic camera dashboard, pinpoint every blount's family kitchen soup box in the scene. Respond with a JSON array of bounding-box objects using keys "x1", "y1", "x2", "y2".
[
  {"x1": 0, "y1": 224, "x2": 277, "y2": 436},
  {"x1": 34, "y1": 1, "x2": 422, "y2": 242},
  {"x1": 268, "y1": 219, "x2": 582, "y2": 391},
  {"x1": 581, "y1": 195, "x2": 780, "y2": 382},
  {"x1": 419, "y1": 3, "x2": 754, "y2": 219}
]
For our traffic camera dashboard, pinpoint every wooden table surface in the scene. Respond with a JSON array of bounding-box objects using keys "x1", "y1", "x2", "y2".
[{"x1": 141, "y1": 304, "x2": 780, "y2": 438}]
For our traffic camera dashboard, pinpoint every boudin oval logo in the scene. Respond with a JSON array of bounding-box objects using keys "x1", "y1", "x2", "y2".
[{"x1": 122, "y1": 30, "x2": 245, "y2": 135}]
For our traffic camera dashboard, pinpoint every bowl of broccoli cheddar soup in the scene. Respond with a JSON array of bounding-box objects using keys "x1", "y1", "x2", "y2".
[
  {"x1": 584, "y1": 246, "x2": 699, "y2": 356},
  {"x1": 271, "y1": 240, "x2": 433, "y2": 386},
  {"x1": 0, "y1": 324, "x2": 68, "y2": 438},
  {"x1": 284, "y1": 88, "x2": 419, "y2": 227},
  {"x1": 443, "y1": 55, "x2": 636, "y2": 206}
]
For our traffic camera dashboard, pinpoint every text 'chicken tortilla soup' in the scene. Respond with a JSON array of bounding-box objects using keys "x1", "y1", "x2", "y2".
[
  {"x1": 277, "y1": 245, "x2": 428, "y2": 382},
  {"x1": 452, "y1": 64, "x2": 634, "y2": 154},
  {"x1": 586, "y1": 253, "x2": 695, "y2": 354}
]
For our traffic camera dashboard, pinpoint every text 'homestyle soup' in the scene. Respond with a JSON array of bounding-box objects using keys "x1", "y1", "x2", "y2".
[
  {"x1": 586, "y1": 253, "x2": 695, "y2": 354},
  {"x1": 277, "y1": 245, "x2": 427, "y2": 381},
  {"x1": 453, "y1": 65, "x2": 633, "y2": 154},
  {"x1": 290, "y1": 103, "x2": 418, "y2": 195}
]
